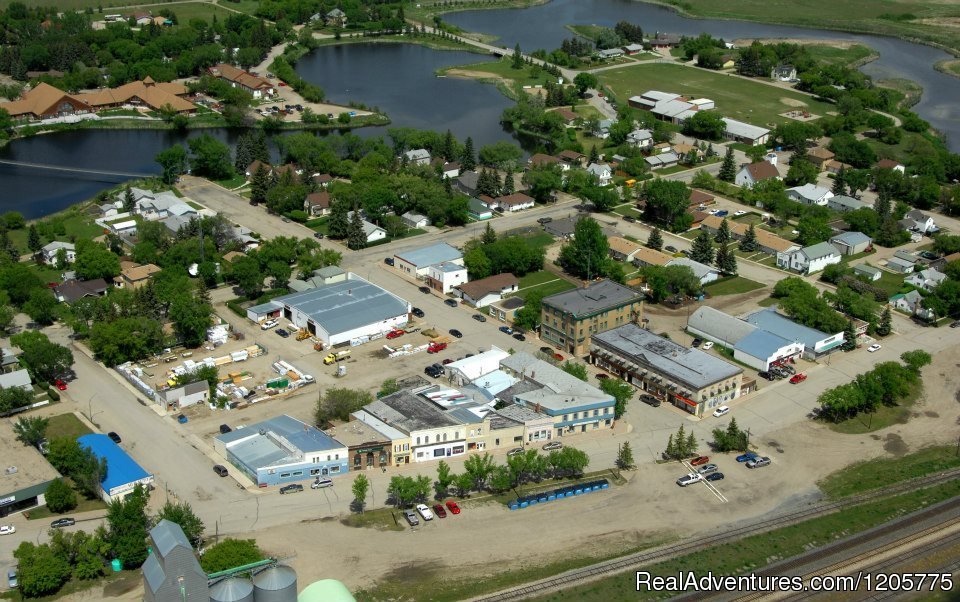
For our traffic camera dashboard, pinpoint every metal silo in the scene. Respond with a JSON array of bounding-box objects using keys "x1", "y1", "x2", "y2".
[
  {"x1": 210, "y1": 577, "x2": 255, "y2": 602},
  {"x1": 253, "y1": 565, "x2": 297, "y2": 602}
]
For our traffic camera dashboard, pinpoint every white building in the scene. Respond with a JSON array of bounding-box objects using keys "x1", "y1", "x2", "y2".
[
  {"x1": 666, "y1": 257, "x2": 719, "y2": 285},
  {"x1": 586, "y1": 163, "x2": 613, "y2": 186},
  {"x1": 626, "y1": 129, "x2": 653, "y2": 149},
  {"x1": 157, "y1": 380, "x2": 209, "y2": 412},
  {"x1": 787, "y1": 184, "x2": 834, "y2": 206},
  {"x1": 445, "y1": 346, "x2": 511, "y2": 386},
  {"x1": 426, "y1": 262, "x2": 468, "y2": 294},
  {"x1": 394, "y1": 243, "x2": 464, "y2": 278},
  {"x1": 346, "y1": 211, "x2": 387, "y2": 243},
  {"x1": 403, "y1": 148, "x2": 431, "y2": 166},
  {"x1": 905, "y1": 268, "x2": 947, "y2": 292},
  {"x1": 735, "y1": 161, "x2": 781, "y2": 189},
  {"x1": 41, "y1": 241, "x2": 75, "y2": 265},
  {"x1": 401, "y1": 212, "x2": 429, "y2": 229},
  {"x1": 455, "y1": 273, "x2": 519, "y2": 308},
  {"x1": 687, "y1": 307, "x2": 805, "y2": 371},
  {"x1": 777, "y1": 242, "x2": 842, "y2": 274},
  {"x1": 721, "y1": 117, "x2": 770, "y2": 146}
]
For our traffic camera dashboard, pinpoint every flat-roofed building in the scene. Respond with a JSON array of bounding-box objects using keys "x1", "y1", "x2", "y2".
[
  {"x1": 325, "y1": 419, "x2": 392, "y2": 471},
  {"x1": 0, "y1": 419, "x2": 61, "y2": 516},
  {"x1": 540, "y1": 280, "x2": 645, "y2": 357},
  {"x1": 393, "y1": 243, "x2": 463, "y2": 278},
  {"x1": 361, "y1": 390, "x2": 466, "y2": 463}
]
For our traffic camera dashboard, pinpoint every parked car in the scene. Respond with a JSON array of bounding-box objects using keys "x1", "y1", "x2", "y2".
[
  {"x1": 539, "y1": 346, "x2": 552, "y2": 354},
  {"x1": 441, "y1": 358, "x2": 454, "y2": 365},
  {"x1": 640, "y1": 394, "x2": 661, "y2": 407},
  {"x1": 213, "y1": 465, "x2": 228, "y2": 477},
  {"x1": 412, "y1": 307, "x2": 425, "y2": 318},
  {"x1": 552, "y1": 353, "x2": 564, "y2": 361},
  {"x1": 758, "y1": 371, "x2": 774, "y2": 381},
  {"x1": 50, "y1": 518, "x2": 75, "y2": 528},
  {"x1": 690, "y1": 456, "x2": 710, "y2": 466},
  {"x1": 219, "y1": 424, "x2": 232, "y2": 434},
  {"x1": 281, "y1": 217, "x2": 290, "y2": 223},
  {"x1": 419, "y1": 286, "x2": 431, "y2": 294},
  {"x1": 449, "y1": 329, "x2": 463, "y2": 338},
  {"x1": 507, "y1": 447, "x2": 524, "y2": 457},
  {"x1": 404, "y1": 510, "x2": 419, "y2": 526},
  {"x1": 432, "y1": 503, "x2": 447, "y2": 518},
  {"x1": 712, "y1": 406, "x2": 730, "y2": 417},
  {"x1": 7, "y1": 569, "x2": 16, "y2": 589},
  {"x1": 736, "y1": 452, "x2": 759, "y2": 463},
  {"x1": 0, "y1": 525, "x2": 15, "y2": 535},
  {"x1": 746, "y1": 456, "x2": 771, "y2": 469},
  {"x1": 691, "y1": 338, "x2": 702, "y2": 347},
  {"x1": 499, "y1": 326, "x2": 514, "y2": 335},
  {"x1": 416, "y1": 503, "x2": 434, "y2": 521},
  {"x1": 424, "y1": 364, "x2": 444, "y2": 378},
  {"x1": 444, "y1": 299, "x2": 459, "y2": 308},
  {"x1": 445, "y1": 500, "x2": 461, "y2": 514},
  {"x1": 384, "y1": 257, "x2": 395, "y2": 266},
  {"x1": 472, "y1": 314, "x2": 487, "y2": 322},
  {"x1": 537, "y1": 217, "x2": 553, "y2": 224},
  {"x1": 279, "y1": 483, "x2": 304, "y2": 494},
  {"x1": 542, "y1": 441, "x2": 563, "y2": 451},
  {"x1": 54, "y1": 379, "x2": 67, "y2": 391},
  {"x1": 595, "y1": 373, "x2": 609, "y2": 380},
  {"x1": 386, "y1": 330, "x2": 404, "y2": 340},
  {"x1": 702, "y1": 341, "x2": 714, "y2": 350},
  {"x1": 676, "y1": 473, "x2": 703, "y2": 487},
  {"x1": 261, "y1": 319, "x2": 278, "y2": 330},
  {"x1": 665, "y1": 245, "x2": 677, "y2": 253},
  {"x1": 698, "y1": 463, "x2": 719, "y2": 475},
  {"x1": 715, "y1": 210, "x2": 728, "y2": 217},
  {"x1": 789, "y1": 373, "x2": 807, "y2": 384},
  {"x1": 734, "y1": 210, "x2": 747, "y2": 216},
  {"x1": 951, "y1": 321, "x2": 960, "y2": 328},
  {"x1": 868, "y1": 344, "x2": 882, "y2": 353},
  {"x1": 275, "y1": 328, "x2": 290, "y2": 338},
  {"x1": 706, "y1": 472, "x2": 725, "y2": 482},
  {"x1": 623, "y1": 215, "x2": 636, "y2": 223},
  {"x1": 311, "y1": 478, "x2": 333, "y2": 489},
  {"x1": 512, "y1": 333, "x2": 526, "y2": 341},
  {"x1": 107, "y1": 432, "x2": 122, "y2": 444}
]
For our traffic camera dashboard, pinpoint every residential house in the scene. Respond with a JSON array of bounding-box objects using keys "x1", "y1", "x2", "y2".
[
  {"x1": 778, "y1": 242, "x2": 842, "y2": 274},
  {"x1": 721, "y1": 118, "x2": 771, "y2": 145},
  {"x1": 313, "y1": 173, "x2": 333, "y2": 188},
  {"x1": 672, "y1": 142, "x2": 703, "y2": 162},
  {"x1": 890, "y1": 290, "x2": 934, "y2": 321},
  {"x1": 828, "y1": 194, "x2": 872, "y2": 212},
  {"x1": 553, "y1": 107, "x2": 579, "y2": 125},
  {"x1": 825, "y1": 160, "x2": 853, "y2": 175},
  {"x1": 132, "y1": 190, "x2": 183, "y2": 220},
  {"x1": 457, "y1": 171, "x2": 480, "y2": 196},
  {"x1": 345, "y1": 211, "x2": 387, "y2": 243},
  {"x1": 440, "y1": 161, "x2": 460, "y2": 179},
  {"x1": 456, "y1": 273, "x2": 520, "y2": 308},
  {"x1": 771, "y1": 65, "x2": 797, "y2": 80},
  {"x1": 645, "y1": 151, "x2": 680, "y2": 170},
  {"x1": 129, "y1": 11, "x2": 153, "y2": 25},
  {"x1": 426, "y1": 262, "x2": 469, "y2": 294},
  {"x1": 304, "y1": 191, "x2": 331, "y2": 217},
  {"x1": 829, "y1": 231, "x2": 872, "y2": 256},
  {"x1": 698, "y1": 215, "x2": 798, "y2": 256},
  {"x1": 586, "y1": 163, "x2": 613, "y2": 186},
  {"x1": 245, "y1": 160, "x2": 272, "y2": 178},
  {"x1": 898, "y1": 209, "x2": 937, "y2": 234},
  {"x1": 787, "y1": 184, "x2": 834, "y2": 206},
  {"x1": 853, "y1": 264, "x2": 881, "y2": 282},
  {"x1": 489, "y1": 296, "x2": 525, "y2": 324},
  {"x1": 626, "y1": 129, "x2": 653, "y2": 149},
  {"x1": 607, "y1": 237, "x2": 643, "y2": 262},
  {"x1": 540, "y1": 280, "x2": 645, "y2": 356},
  {"x1": 905, "y1": 268, "x2": 947, "y2": 292},
  {"x1": 598, "y1": 48, "x2": 624, "y2": 59},
  {"x1": 876, "y1": 159, "x2": 905, "y2": 174},
  {"x1": 649, "y1": 34, "x2": 681, "y2": 50},
  {"x1": 666, "y1": 257, "x2": 719, "y2": 285},
  {"x1": 41, "y1": 241, "x2": 75, "y2": 266},
  {"x1": 53, "y1": 279, "x2": 109, "y2": 304},
  {"x1": 495, "y1": 193, "x2": 536, "y2": 212},
  {"x1": 594, "y1": 119, "x2": 614, "y2": 138},
  {"x1": 806, "y1": 147, "x2": 835, "y2": 170},
  {"x1": 631, "y1": 247, "x2": 674, "y2": 268},
  {"x1": 394, "y1": 243, "x2": 464, "y2": 278},
  {"x1": 527, "y1": 153, "x2": 562, "y2": 169},
  {"x1": 719, "y1": 54, "x2": 736, "y2": 69},
  {"x1": 403, "y1": 148, "x2": 431, "y2": 166},
  {"x1": 0, "y1": 82, "x2": 92, "y2": 121},
  {"x1": 689, "y1": 189, "x2": 715, "y2": 209},
  {"x1": 208, "y1": 63, "x2": 275, "y2": 98},
  {"x1": 114, "y1": 262, "x2": 161, "y2": 289},
  {"x1": 558, "y1": 150, "x2": 587, "y2": 167},
  {"x1": 401, "y1": 212, "x2": 429, "y2": 229},
  {"x1": 326, "y1": 8, "x2": 347, "y2": 26},
  {"x1": 735, "y1": 161, "x2": 781, "y2": 188},
  {"x1": 542, "y1": 216, "x2": 580, "y2": 240},
  {"x1": 467, "y1": 197, "x2": 493, "y2": 221},
  {"x1": 623, "y1": 43, "x2": 644, "y2": 55},
  {"x1": 75, "y1": 77, "x2": 195, "y2": 114},
  {"x1": 0, "y1": 369, "x2": 32, "y2": 393}
]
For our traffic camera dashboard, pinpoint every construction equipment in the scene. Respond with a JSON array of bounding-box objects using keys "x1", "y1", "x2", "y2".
[
  {"x1": 323, "y1": 350, "x2": 351, "y2": 365},
  {"x1": 313, "y1": 342, "x2": 324, "y2": 352},
  {"x1": 296, "y1": 329, "x2": 311, "y2": 341}
]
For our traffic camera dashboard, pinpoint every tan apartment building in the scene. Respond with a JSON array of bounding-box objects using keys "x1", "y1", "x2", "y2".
[{"x1": 540, "y1": 279, "x2": 644, "y2": 357}]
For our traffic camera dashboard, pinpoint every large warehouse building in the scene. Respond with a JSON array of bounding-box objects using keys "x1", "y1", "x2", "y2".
[
  {"x1": 687, "y1": 306, "x2": 805, "y2": 371},
  {"x1": 78, "y1": 434, "x2": 154, "y2": 502},
  {"x1": 246, "y1": 273, "x2": 411, "y2": 346}
]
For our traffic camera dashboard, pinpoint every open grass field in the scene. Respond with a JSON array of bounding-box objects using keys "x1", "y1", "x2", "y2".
[
  {"x1": 0, "y1": 0, "x2": 243, "y2": 18},
  {"x1": 159, "y1": 2, "x2": 240, "y2": 22},
  {"x1": 641, "y1": 0, "x2": 960, "y2": 54},
  {"x1": 804, "y1": 44, "x2": 876, "y2": 67},
  {"x1": 704, "y1": 276, "x2": 765, "y2": 296},
  {"x1": 441, "y1": 58, "x2": 560, "y2": 89},
  {"x1": 45, "y1": 413, "x2": 93, "y2": 441},
  {"x1": 598, "y1": 63, "x2": 836, "y2": 127},
  {"x1": 818, "y1": 445, "x2": 960, "y2": 499}
]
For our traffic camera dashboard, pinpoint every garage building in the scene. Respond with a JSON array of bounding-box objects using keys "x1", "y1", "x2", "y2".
[
  {"x1": 78, "y1": 434, "x2": 154, "y2": 502},
  {"x1": 687, "y1": 306, "x2": 804, "y2": 371},
  {"x1": 246, "y1": 273, "x2": 411, "y2": 347}
]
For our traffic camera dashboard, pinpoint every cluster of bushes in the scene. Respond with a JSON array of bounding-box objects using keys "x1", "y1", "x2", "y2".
[{"x1": 817, "y1": 351, "x2": 931, "y2": 422}]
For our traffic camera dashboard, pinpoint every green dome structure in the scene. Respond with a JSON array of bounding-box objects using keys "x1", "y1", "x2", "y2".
[{"x1": 298, "y1": 579, "x2": 356, "y2": 602}]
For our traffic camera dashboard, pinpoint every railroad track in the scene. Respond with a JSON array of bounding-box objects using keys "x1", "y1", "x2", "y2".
[
  {"x1": 469, "y1": 468, "x2": 960, "y2": 602},
  {"x1": 858, "y1": 532, "x2": 960, "y2": 601}
]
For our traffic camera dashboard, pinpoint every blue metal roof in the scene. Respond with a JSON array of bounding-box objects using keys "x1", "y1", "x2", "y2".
[
  {"x1": 734, "y1": 329, "x2": 793, "y2": 360},
  {"x1": 215, "y1": 415, "x2": 346, "y2": 471},
  {"x1": 77, "y1": 434, "x2": 150, "y2": 493},
  {"x1": 744, "y1": 308, "x2": 834, "y2": 348},
  {"x1": 394, "y1": 243, "x2": 462, "y2": 268}
]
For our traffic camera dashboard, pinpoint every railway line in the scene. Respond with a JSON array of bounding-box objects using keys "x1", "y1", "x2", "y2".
[{"x1": 468, "y1": 468, "x2": 960, "y2": 602}]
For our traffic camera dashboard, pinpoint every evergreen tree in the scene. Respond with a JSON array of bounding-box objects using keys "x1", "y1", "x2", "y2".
[
  {"x1": 832, "y1": 166, "x2": 847, "y2": 196},
  {"x1": 0, "y1": 230, "x2": 17, "y2": 262},
  {"x1": 511, "y1": 43, "x2": 524, "y2": 69},
  {"x1": 27, "y1": 224, "x2": 41, "y2": 253},
  {"x1": 690, "y1": 229, "x2": 715, "y2": 265},
  {"x1": 233, "y1": 131, "x2": 251, "y2": 173},
  {"x1": 481, "y1": 222, "x2": 497, "y2": 245},
  {"x1": 706, "y1": 142, "x2": 716, "y2": 158},
  {"x1": 441, "y1": 129, "x2": 455, "y2": 161},
  {"x1": 739, "y1": 223, "x2": 758, "y2": 252},
  {"x1": 842, "y1": 319, "x2": 858, "y2": 351},
  {"x1": 328, "y1": 199, "x2": 350, "y2": 239},
  {"x1": 461, "y1": 137, "x2": 476, "y2": 171},
  {"x1": 123, "y1": 185, "x2": 136, "y2": 213},
  {"x1": 685, "y1": 431, "x2": 697, "y2": 457},
  {"x1": 877, "y1": 306, "x2": 892, "y2": 337},
  {"x1": 347, "y1": 207, "x2": 367, "y2": 250},
  {"x1": 718, "y1": 146, "x2": 736, "y2": 182},
  {"x1": 250, "y1": 165, "x2": 270, "y2": 205},
  {"x1": 646, "y1": 227, "x2": 663, "y2": 251},
  {"x1": 665, "y1": 433, "x2": 676, "y2": 460},
  {"x1": 714, "y1": 218, "x2": 731, "y2": 245},
  {"x1": 476, "y1": 168, "x2": 499, "y2": 197},
  {"x1": 616, "y1": 442, "x2": 635, "y2": 470},
  {"x1": 588, "y1": 144, "x2": 599, "y2": 164},
  {"x1": 501, "y1": 171, "x2": 515, "y2": 195},
  {"x1": 715, "y1": 243, "x2": 738, "y2": 274},
  {"x1": 874, "y1": 188, "x2": 891, "y2": 218}
]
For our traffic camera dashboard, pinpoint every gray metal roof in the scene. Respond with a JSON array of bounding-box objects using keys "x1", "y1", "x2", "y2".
[
  {"x1": 593, "y1": 324, "x2": 741, "y2": 390},
  {"x1": 216, "y1": 415, "x2": 346, "y2": 471},
  {"x1": 854, "y1": 264, "x2": 881, "y2": 276},
  {"x1": 734, "y1": 329, "x2": 793, "y2": 360},
  {"x1": 830, "y1": 195, "x2": 870, "y2": 210},
  {"x1": 830, "y1": 231, "x2": 871, "y2": 247},
  {"x1": 666, "y1": 257, "x2": 717, "y2": 280},
  {"x1": 364, "y1": 390, "x2": 461, "y2": 433},
  {"x1": 687, "y1": 306, "x2": 757, "y2": 345},
  {"x1": 721, "y1": 117, "x2": 770, "y2": 140},
  {"x1": 261, "y1": 274, "x2": 409, "y2": 336},
  {"x1": 394, "y1": 243, "x2": 462, "y2": 268},
  {"x1": 499, "y1": 353, "x2": 613, "y2": 412},
  {"x1": 542, "y1": 280, "x2": 642, "y2": 318},
  {"x1": 744, "y1": 307, "x2": 838, "y2": 347},
  {"x1": 350, "y1": 410, "x2": 408, "y2": 441},
  {"x1": 495, "y1": 404, "x2": 550, "y2": 423},
  {"x1": 800, "y1": 242, "x2": 840, "y2": 260},
  {"x1": 315, "y1": 266, "x2": 345, "y2": 278},
  {"x1": 150, "y1": 519, "x2": 192, "y2": 558},
  {"x1": 142, "y1": 554, "x2": 165, "y2": 594}
]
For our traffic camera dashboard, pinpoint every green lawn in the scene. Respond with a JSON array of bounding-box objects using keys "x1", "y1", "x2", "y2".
[
  {"x1": 704, "y1": 276, "x2": 766, "y2": 296},
  {"x1": 564, "y1": 24, "x2": 608, "y2": 42},
  {"x1": 612, "y1": 206, "x2": 642, "y2": 218},
  {"x1": 340, "y1": 507, "x2": 404, "y2": 532},
  {"x1": 26, "y1": 493, "x2": 107, "y2": 520},
  {"x1": 518, "y1": 270, "x2": 560, "y2": 288},
  {"x1": 439, "y1": 58, "x2": 560, "y2": 89},
  {"x1": 520, "y1": 232, "x2": 555, "y2": 250},
  {"x1": 804, "y1": 44, "x2": 877, "y2": 67},
  {"x1": 9, "y1": 211, "x2": 105, "y2": 254},
  {"x1": 598, "y1": 63, "x2": 837, "y2": 127},
  {"x1": 513, "y1": 275, "x2": 576, "y2": 300},
  {"x1": 45, "y1": 413, "x2": 93, "y2": 441},
  {"x1": 838, "y1": 249, "x2": 875, "y2": 264},
  {"x1": 757, "y1": 296, "x2": 779, "y2": 307},
  {"x1": 818, "y1": 445, "x2": 960, "y2": 499},
  {"x1": 213, "y1": 174, "x2": 247, "y2": 190},
  {"x1": 873, "y1": 269, "x2": 908, "y2": 297}
]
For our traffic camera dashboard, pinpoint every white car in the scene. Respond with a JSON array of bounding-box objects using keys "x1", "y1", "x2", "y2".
[
  {"x1": 676, "y1": 473, "x2": 703, "y2": 487},
  {"x1": 0, "y1": 525, "x2": 15, "y2": 535},
  {"x1": 702, "y1": 341, "x2": 714, "y2": 350},
  {"x1": 867, "y1": 344, "x2": 881, "y2": 353},
  {"x1": 712, "y1": 406, "x2": 730, "y2": 417},
  {"x1": 260, "y1": 319, "x2": 278, "y2": 330},
  {"x1": 311, "y1": 478, "x2": 333, "y2": 489},
  {"x1": 707, "y1": 209, "x2": 719, "y2": 215},
  {"x1": 734, "y1": 210, "x2": 747, "y2": 216},
  {"x1": 415, "y1": 503, "x2": 434, "y2": 521}
]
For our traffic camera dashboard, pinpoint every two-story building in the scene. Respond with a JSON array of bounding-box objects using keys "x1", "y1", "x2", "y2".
[
  {"x1": 777, "y1": 242, "x2": 842, "y2": 274},
  {"x1": 361, "y1": 391, "x2": 467, "y2": 463},
  {"x1": 540, "y1": 280, "x2": 645, "y2": 357},
  {"x1": 41, "y1": 241, "x2": 75, "y2": 265},
  {"x1": 426, "y1": 262, "x2": 469, "y2": 294}
]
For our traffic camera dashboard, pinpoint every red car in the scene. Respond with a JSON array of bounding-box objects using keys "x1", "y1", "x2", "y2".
[
  {"x1": 441, "y1": 358, "x2": 454, "y2": 365},
  {"x1": 54, "y1": 379, "x2": 67, "y2": 391},
  {"x1": 432, "y1": 504, "x2": 447, "y2": 518},
  {"x1": 385, "y1": 330, "x2": 404, "y2": 340},
  {"x1": 789, "y1": 373, "x2": 807, "y2": 384},
  {"x1": 690, "y1": 456, "x2": 710, "y2": 466},
  {"x1": 553, "y1": 353, "x2": 565, "y2": 361},
  {"x1": 444, "y1": 500, "x2": 461, "y2": 514}
]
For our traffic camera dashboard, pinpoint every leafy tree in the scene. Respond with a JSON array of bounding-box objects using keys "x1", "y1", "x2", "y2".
[
  {"x1": 561, "y1": 361, "x2": 588, "y2": 382},
  {"x1": 169, "y1": 294, "x2": 212, "y2": 348},
  {"x1": 714, "y1": 218, "x2": 731, "y2": 245},
  {"x1": 0, "y1": 304, "x2": 13, "y2": 334},
  {"x1": 558, "y1": 217, "x2": 608, "y2": 279},
  {"x1": 155, "y1": 145, "x2": 187, "y2": 185},
  {"x1": 106, "y1": 484, "x2": 150, "y2": 568},
  {"x1": 514, "y1": 288, "x2": 546, "y2": 331},
  {"x1": 600, "y1": 378, "x2": 633, "y2": 418},
  {"x1": 13, "y1": 542, "x2": 71, "y2": 598},
  {"x1": 315, "y1": 388, "x2": 374, "y2": 426},
  {"x1": 832, "y1": 166, "x2": 847, "y2": 195},
  {"x1": 74, "y1": 240, "x2": 120, "y2": 280},
  {"x1": 573, "y1": 72, "x2": 598, "y2": 96},
  {"x1": 452, "y1": 473, "x2": 474, "y2": 497},
  {"x1": 44, "y1": 478, "x2": 77, "y2": 513},
  {"x1": 796, "y1": 215, "x2": 832, "y2": 246},
  {"x1": 681, "y1": 111, "x2": 726, "y2": 140},
  {"x1": 718, "y1": 147, "x2": 736, "y2": 182},
  {"x1": 0, "y1": 386, "x2": 35, "y2": 413},
  {"x1": 200, "y1": 539, "x2": 264, "y2": 573},
  {"x1": 435, "y1": 460, "x2": 453, "y2": 497},
  {"x1": 228, "y1": 255, "x2": 263, "y2": 298},
  {"x1": 10, "y1": 331, "x2": 73, "y2": 382},
  {"x1": 647, "y1": 227, "x2": 663, "y2": 251},
  {"x1": 463, "y1": 452, "x2": 496, "y2": 490},
  {"x1": 27, "y1": 224, "x2": 41, "y2": 252},
  {"x1": 641, "y1": 264, "x2": 701, "y2": 303},
  {"x1": 24, "y1": 288, "x2": 58, "y2": 325},
  {"x1": 188, "y1": 134, "x2": 234, "y2": 180},
  {"x1": 522, "y1": 163, "x2": 563, "y2": 203},
  {"x1": 352, "y1": 473, "x2": 369, "y2": 512},
  {"x1": 900, "y1": 349, "x2": 932, "y2": 373},
  {"x1": 785, "y1": 158, "x2": 818, "y2": 186},
  {"x1": 616, "y1": 441, "x2": 635, "y2": 470},
  {"x1": 489, "y1": 465, "x2": 513, "y2": 493},
  {"x1": 479, "y1": 141, "x2": 522, "y2": 167},
  {"x1": 876, "y1": 306, "x2": 892, "y2": 337},
  {"x1": 641, "y1": 179, "x2": 691, "y2": 231},
  {"x1": 89, "y1": 316, "x2": 165, "y2": 366},
  {"x1": 13, "y1": 415, "x2": 48, "y2": 448},
  {"x1": 156, "y1": 501, "x2": 204, "y2": 546},
  {"x1": 690, "y1": 229, "x2": 715, "y2": 265}
]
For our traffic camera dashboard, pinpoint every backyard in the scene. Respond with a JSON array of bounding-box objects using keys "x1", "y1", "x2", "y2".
[
  {"x1": 704, "y1": 276, "x2": 766, "y2": 296},
  {"x1": 512, "y1": 270, "x2": 576, "y2": 300}
]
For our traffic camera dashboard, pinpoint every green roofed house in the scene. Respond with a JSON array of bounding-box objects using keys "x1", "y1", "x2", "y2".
[{"x1": 468, "y1": 197, "x2": 493, "y2": 220}]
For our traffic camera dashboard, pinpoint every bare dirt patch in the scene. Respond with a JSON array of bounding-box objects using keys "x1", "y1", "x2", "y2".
[
  {"x1": 780, "y1": 97, "x2": 808, "y2": 108},
  {"x1": 734, "y1": 38, "x2": 861, "y2": 49},
  {"x1": 916, "y1": 17, "x2": 960, "y2": 28}
]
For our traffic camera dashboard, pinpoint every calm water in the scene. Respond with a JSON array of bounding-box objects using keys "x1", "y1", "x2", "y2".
[{"x1": 3, "y1": 0, "x2": 959, "y2": 217}]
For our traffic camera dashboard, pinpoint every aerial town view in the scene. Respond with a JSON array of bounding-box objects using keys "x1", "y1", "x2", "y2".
[{"x1": 0, "y1": 0, "x2": 960, "y2": 600}]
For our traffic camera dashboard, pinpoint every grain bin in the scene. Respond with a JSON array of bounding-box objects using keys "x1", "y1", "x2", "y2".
[
  {"x1": 253, "y1": 565, "x2": 297, "y2": 602},
  {"x1": 210, "y1": 577, "x2": 255, "y2": 602}
]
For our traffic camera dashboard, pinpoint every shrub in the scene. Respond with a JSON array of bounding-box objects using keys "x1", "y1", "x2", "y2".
[{"x1": 45, "y1": 479, "x2": 77, "y2": 513}]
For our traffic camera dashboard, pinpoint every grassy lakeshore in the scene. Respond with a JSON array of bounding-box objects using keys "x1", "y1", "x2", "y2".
[{"x1": 312, "y1": 32, "x2": 487, "y2": 54}]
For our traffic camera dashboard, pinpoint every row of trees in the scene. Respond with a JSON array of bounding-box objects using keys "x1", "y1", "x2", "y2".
[
  {"x1": 463, "y1": 225, "x2": 546, "y2": 280},
  {"x1": 817, "y1": 350, "x2": 931, "y2": 422}
]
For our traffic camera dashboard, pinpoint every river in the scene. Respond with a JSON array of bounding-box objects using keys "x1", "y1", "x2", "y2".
[{"x1": 2, "y1": 0, "x2": 958, "y2": 218}]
